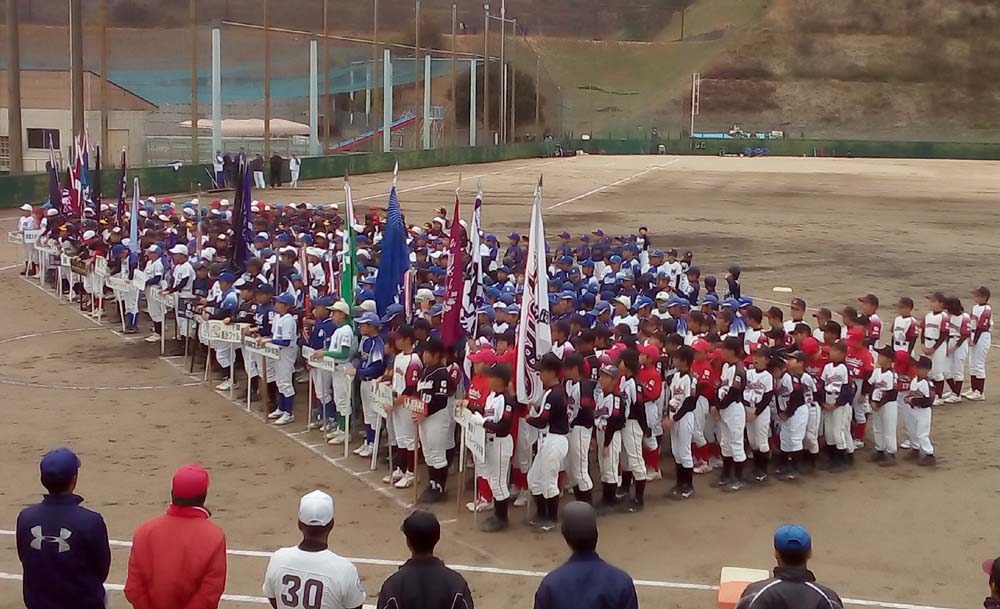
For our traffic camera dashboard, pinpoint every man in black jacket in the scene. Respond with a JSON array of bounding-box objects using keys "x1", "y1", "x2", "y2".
[
  {"x1": 376, "y1": 510, "x2": 473, "y2": 609},
  {"x1": 736, "y1": 525, "x2": 843, "y2": 609}
]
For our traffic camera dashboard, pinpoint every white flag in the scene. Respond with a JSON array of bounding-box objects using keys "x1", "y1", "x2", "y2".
[
  {"x1": 516, "y1": 179, "x2": 552, "y2": 405},
  {"x1": 460, "y1": 193, "x2": 484, "y2": 337}
]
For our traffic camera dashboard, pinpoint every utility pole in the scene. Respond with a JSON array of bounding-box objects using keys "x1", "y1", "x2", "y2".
[
  {"x1": 680, "y1": 7, "x2": 686, "y2": 41},
  {"x1": 6, "y1": 0, "x2": 23, "y2": 172},
  {"x1": 499, "y1": 1, "x2": 506, "y2": 144},
  {"x1": 323, "y1": 0, "x2": 330, "y2": 154},
  {"x1": 263, "y1": 0, "x2": 271, "y2": 161},
  {"x1": 190, "y1": 0, "x2": 199, "y2": 164},
  {"x1": 101, "y1": 0, "x2": 110, "y2": 163},
  {"x1": 483, "y1": 4, "x2": 490, "y2": 145},
  {"x1": 70, "y1": 0, "x2": 84, "y2": 141}
]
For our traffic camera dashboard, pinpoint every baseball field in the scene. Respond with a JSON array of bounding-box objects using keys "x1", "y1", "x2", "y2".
[{"x1": 1, "y1": 154, "x2": 997, "y2": 609}]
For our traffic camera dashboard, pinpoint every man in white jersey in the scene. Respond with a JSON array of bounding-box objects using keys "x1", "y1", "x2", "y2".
[{"x1": 263, "y1": 490, "x2": 366, "y2": 609}]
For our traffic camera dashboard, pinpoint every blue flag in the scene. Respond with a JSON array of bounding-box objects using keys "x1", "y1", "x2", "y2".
[
  {"x1": 128, "y1": 178, "x2": 140, "y2": 253},
  {"x1": 374, "y1": 169, "x2": 410, "y2": 315}
]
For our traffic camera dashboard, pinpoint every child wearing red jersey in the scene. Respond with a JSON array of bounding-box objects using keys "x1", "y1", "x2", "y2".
[
  {"x1": 845, "y1": 327, "x2": 874, "y2": 450},
  {"x1": 463, "y1": 347, "x2": 497, "y2": 513},
  {"x1": 637, "y1": 344, "x2": 664, "y2": 480},
  {"x1": 894, "y1": 350, "x2": 916, "y2": 451}
]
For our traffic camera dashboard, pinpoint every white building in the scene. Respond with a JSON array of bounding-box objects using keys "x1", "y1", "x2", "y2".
[{"x1": 0, "y1": 69, "x2": 157, "y2": 172}]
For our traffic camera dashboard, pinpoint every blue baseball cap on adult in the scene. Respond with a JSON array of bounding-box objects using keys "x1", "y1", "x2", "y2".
[
  {"x1": 276, "y1": 293, "x2": 295, "y2": 306},
  {"x1": 40, "y1": 448, "x2": 81, "y2": 488},
  {"x1": 774, "y1": 524, "x2": 812, "y2": 552}
]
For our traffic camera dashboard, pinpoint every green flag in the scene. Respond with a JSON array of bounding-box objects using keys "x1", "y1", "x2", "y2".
[{"x1": 340, "y1": 179, "x2": 357, "y2": 305}]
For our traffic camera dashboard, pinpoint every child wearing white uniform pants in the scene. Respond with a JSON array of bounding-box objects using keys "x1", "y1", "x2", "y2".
[
  {"x1": 868, "y1": 346, "x2": 899, "y2": 466},
  {"x1": 715, "y1": 337, "x2": 748, "y2": 492},
  {"x1": 944, "y1": 297, "x2": 972, "y2": 403},
  {"x1": 820, "y1": 342, "x2": 852, "y2": 472},
  {"x1": 266, "y1": 293, "x2": 298, "y2": 425},
  {"x1": 664, "y1": 345, "x2": 698, "y2": 499},
  {"x1": 467, "y1": 364, "x2": 516, "y2": 533},
  {"x1": 967, "y1": 286, "x2": 993, "y2": 400},
  {"x1": 774, "y1": 357, "x2": 808, "y2": 481},
  {"x1": 744, "y1": 347, "x2": 775, "y2": 483},
  {"x1": 315, "y1": 301, "x2": 356, "y2": 444},
  {"x1": 595, "y1": 365, "x2": 624, "y2": 513},
  {"x1": 921, "y1": 292, "x2": 950, "y2": 404},
  {"x1": 142, "y1": 245, "x2": 166, "y2": 343},
  {"x1": 904, "y1": 356, "x2": 937, "y2": 466}
]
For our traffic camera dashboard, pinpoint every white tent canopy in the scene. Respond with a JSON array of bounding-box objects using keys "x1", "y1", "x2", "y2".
[{"x1": 180, "y1": 118, "x2": 309, "y2": 137}]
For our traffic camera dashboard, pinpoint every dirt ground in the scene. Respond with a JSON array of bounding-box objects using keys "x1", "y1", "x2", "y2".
[{"x1": 1, "y1": 154, "x2": 998, "y2": 609}]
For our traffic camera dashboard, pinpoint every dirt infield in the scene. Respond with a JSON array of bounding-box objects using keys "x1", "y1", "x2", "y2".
[{"x1": 1, "y1": 154, "x2": 999, "y2": 609}]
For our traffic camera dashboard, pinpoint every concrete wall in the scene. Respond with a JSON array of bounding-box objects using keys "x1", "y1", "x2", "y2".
[{"x1": 0, "y1": 108, "x2": 151, "y2": 171}]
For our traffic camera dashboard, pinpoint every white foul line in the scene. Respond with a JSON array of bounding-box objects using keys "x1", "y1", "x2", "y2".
[
  {"x1": 547, "y1": 159, "x2": 681, "y2": 210},
  {"x1": 0, "y1": 531, "x2": 959, "y2": 609}
]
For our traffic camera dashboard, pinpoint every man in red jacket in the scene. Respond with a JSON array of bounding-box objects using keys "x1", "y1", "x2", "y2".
[{"x1": 124, "y1": 464, "x2": 227, "y2": 609}]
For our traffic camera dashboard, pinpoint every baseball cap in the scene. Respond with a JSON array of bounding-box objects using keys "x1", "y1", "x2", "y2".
[
  {"x1": 638, "y1": 344, "x2": 660, "y2": 360},
  {"x1": 299, "y1": 490, "x2": 335, "y2": 526},
  {"x1": 331, "y1": 300, "x2": 351, "y2": 315},
  {"x1": 169, "y1": 244, "x2": 188, "y2": 255},
  {"x1": 275, "y1": 293, "x2": 295, "y2": 306},
  {"x1": 358, "y1": 312, "x2": 382, "y2": 327},
  {"x1": 790, "y1": 297, "x2": 807, "y2": 309},
  {"x1": 20, "y1": 203, "x2": 32, "y2": 211},
  {"x1": 655, "y1": 291, "x2": 671, "y2": 302},
  {"x1": 812, "y1": 306, "x2": 833, "y2": 319},
  {"x1": 40, "y1": 448, "x2": 81, "y2": 488},
  {"x1": 787, "y1": 350, "x2": 809, "y2": 362},
  {"x1": 774, "y1": 524, "x2": 812, "y2": 552},
  {"x1": 598, "y1": 363, "x2": 619, "y2": 377},
  {"x1": 914, "y1": 355, "x2": 932, "y2": 370},
  {"x1": 218, "y1": 272, "x2": 236, "y2": 283},
  {"x1": 876, "y1": 345, "x2": 895, "y2": 360},
  {"x1": 171, "y1": 464, "x2": 210, "y2": 499},
  {"x1": 691, "y1": 339, "x2": 711, "y2": 354},
  {"x1": 468, "y1": 348, "x2": 498, "y2": 365}
]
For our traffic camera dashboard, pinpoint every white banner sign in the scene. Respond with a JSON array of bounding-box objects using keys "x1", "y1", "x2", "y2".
[
  {"x1": 60, "y1": 253, "x2": 72, "y2": 268},
  {"x1": 245, "y1": 337, "x2": 281, "y2": 361},
  {"x1": 302, "y1": 345, "x2": 339, "y2": 373},
  {"x1": 106, "y1": 276, "x2": 128, "y2": 292},
  {"x1": 94, "y1": 256, "x2": 108, "y2": 277},
  {"x1": 207, "y1": 320, "x2": 245, "y2": 343},
  {"x1": 7, "y1": 232, "x2": 22, "y2": 244},
  {"x1": 152, "y1": 290, "x2": 175, "y2": 310},
  {"x1": 372, "y1": 381, "x2": 393, "y2": 418},
  {"x1": 132, "y1": 269, "x2": 147, "y2": 291},
  {"x1": 454, "y1": 407, "x2": 487, "y2": 463},
  {"x1": 22, "y1": 229, "x2": 43, "y2": 244}
]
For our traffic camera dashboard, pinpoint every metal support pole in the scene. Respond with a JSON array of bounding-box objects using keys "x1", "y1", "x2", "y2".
[
  {"x1": 469, "y1": 59, "x2": 477, "y2": 146},
  {"x1": 499, "y1": 2, "x2": 506, "y2": 144},
  {"x1": 451, "y1": 4, "x2": 457, "y2": 146},
  {"x1": 365, "y1": 63, "x2": 372, "y2": 123},
  {"x1": 212, "y1": 27, "x2": 222, "y2": 155},
  {"x1": 309, "y1": 39, "x2": 320, "y2": 155},
  {"x1": 100, "y1": 0, "x2": 109, "y2": 165},
  {"x1": 263, "y1": 0, "x2": 271, "y2": 161},
  {"x1": 534, "y1": 56, "x2": 540, "y2": 138},
  {"x1": 383, "y1": 49, "x2": 393, "y2": 153},
  {"x1": 510, "y1": 62, "x2": 516, "y2": 141},
  {"x1": 190, "y1": 0, "x2": 199, "y2": 165},
  {"x1": 323, "y1": 0, "x2": 330, "y2": 153},
  {"x1": 483, "y1": 5, "x2": 490, "y2": 145},
  {"x1": 414, "y1": 0, "x2": 421, "y2": 97},
  {"x1": 6, "y1": 0, "x2": 24, "y2": 172},
  {"x1": 422, "y1": 55, "x2": 432, "y2": 150},
  {"x1": 372, "y1": 0, "x2": 381, "y2": 148},
  {"x1": 70, "y1": 0, "x2": 84, "y2": 138}
]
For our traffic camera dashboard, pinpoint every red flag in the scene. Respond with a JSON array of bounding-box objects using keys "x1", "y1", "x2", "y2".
[{"x1": 440, "y1": 195, "x2": 465, "y2": 345}]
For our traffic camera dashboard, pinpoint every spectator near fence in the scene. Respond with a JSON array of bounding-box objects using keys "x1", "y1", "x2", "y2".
[
  {"x1": 533, "y1": 501, "x2": 638, "y2": 609},
  {"x1": 124, "y1": 464, "x2": 227, "y2": 609},
  {"x1": 736, "y1": 525, "x2": 843, "y2": 609},
  {"x1": 376, "y1": 510, "x2": 474, "y2": 609},
  {"x1": 16, "y1": 448, "x2": 111, "y2": 609}
]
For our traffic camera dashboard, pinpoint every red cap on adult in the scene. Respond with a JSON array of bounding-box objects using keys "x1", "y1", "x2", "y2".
[{"x1": 172, "y1": 464, "x2": 210, "y2": 499}]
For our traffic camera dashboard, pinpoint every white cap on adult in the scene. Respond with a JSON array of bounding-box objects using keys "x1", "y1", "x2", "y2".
[{"x1": 298, "y1": 490, "x2": 334, "y2": 526}]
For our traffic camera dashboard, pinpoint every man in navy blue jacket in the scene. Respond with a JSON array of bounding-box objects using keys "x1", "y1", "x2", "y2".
[
  {"x1": 16, "y1": 448, "x2": 111, "y2": 609},
  {"x1": 533, "y1": 501, "x2": 638, "y2": 609}
]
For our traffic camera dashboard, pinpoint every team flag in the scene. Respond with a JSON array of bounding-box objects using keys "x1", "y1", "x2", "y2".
[
  {"x1": 128, "y1": 178, "x2": 140, "y2": 253},
  {"x1": 459, "y1": 192, "x2": 484, "y2": 337},
  {"x1": 340, "y1": 176, "x2": 358, "y2": 306},
  {"x1": 228, "y1": 156, "x2": 254, "y2": 271},
  {"x1": 374, "y1": 163, "x2": 410, "y2": 315},
  {"x1": 45, "y1": 136, "x2": 62, "y2": 236},
  {"x1": 516, "y1": 177, "x2": 552, "y2": 405},
  {"x1": 440, "y1": 193, "x2": 464, "y2": 345}
]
